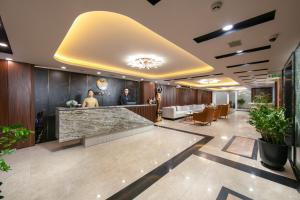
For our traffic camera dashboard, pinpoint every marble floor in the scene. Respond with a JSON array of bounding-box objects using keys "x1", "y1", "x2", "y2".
[{"x1": 1, "y1": 111, "x2": 299, "y2": 199}]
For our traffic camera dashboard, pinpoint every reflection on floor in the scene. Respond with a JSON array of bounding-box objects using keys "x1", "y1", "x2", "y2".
[{"x1": 0, "y1": 111, "x2": 299, "y2": 200}]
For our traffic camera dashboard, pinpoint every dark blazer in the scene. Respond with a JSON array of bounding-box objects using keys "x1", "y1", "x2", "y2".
[{"x1": 120, "y1": 94, "x2": 129, "y2": 105}]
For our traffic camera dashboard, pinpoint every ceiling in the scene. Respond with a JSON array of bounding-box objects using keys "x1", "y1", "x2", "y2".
[
  {"x1": 176, "y1": 76, "x2": 238, "y2": 88},
  {"x1": 54, "y1": 11, "x2": 213, "y2": 79},
  {"x1": 0, "y1": 0, "x2": 299, "y2": 89}
]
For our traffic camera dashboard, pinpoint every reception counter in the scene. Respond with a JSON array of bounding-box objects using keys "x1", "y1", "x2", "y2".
[{"x1": 56, "y1": 104, "x2": 156, "y2": 146}]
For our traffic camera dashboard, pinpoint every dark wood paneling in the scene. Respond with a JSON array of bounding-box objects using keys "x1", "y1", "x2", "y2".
[
  {"x1": 159, "y1": 85, "x2": 176, "y2": 107},
  {"x1": 0, "y1": 60, "x2": 8, "y2": 125},
  {"x1": 275, "y1": 79, "x2": 282, "y2": 108},
  {"x1": 141, "y1": 84, "x2": 212, "y2": 107},
  {"x1": 126, "y1": 105, "x2": 157, "y2": 122},
  {"x1": 7, "y1": 61, "x2": 35, "y2": 148},
  {"x1": 176, "y1": 88, "x2": 197, "y2": 106},
  {"x1": 251, "y1": 87, "x2": 273, "y2": 102},
  {"x1": 196, "y1": 90, "x2": 212, "y2": 104},
  {"x1": 140, "y1": 81, "x2": 155, "y2": 104}
]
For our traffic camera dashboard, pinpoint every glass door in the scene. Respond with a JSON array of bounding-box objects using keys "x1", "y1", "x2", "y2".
[{"x1": 294, "y1": 44, "x2": 300, "y2": 175}]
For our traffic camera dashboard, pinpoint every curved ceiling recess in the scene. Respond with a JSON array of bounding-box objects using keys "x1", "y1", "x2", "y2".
[
  {"x1": 176, "y1": 77, "x2": 239, "y2": 88},
  {"x1": 54, "y1": 11, "x2": 214, "y2": 79}
]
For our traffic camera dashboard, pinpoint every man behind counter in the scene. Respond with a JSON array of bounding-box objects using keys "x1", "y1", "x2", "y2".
[
  {"x1": 120, "y1": 88, "x2": 130, "y2": 105},
  {"x1": 82, "y1": 89, "x2": 99, "y2": 108}
]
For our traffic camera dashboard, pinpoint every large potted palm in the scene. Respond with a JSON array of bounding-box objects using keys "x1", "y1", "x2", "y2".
[{"x1": 249, "y1": 105, "x2": 290, "y2": 171}]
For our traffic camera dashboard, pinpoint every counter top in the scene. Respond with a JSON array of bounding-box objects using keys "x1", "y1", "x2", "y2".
[{"x1": 57, "y1": 104, "x2": 156, "y2": 111}]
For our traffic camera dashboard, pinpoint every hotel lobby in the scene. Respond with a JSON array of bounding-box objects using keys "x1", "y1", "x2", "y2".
[{"x1": 0, "y1": 0, "x2": 300, "y2": 199}]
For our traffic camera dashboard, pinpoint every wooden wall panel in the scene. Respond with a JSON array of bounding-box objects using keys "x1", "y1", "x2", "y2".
[
  {"x1": 7, "y1": 61, "x2": 35, "y2": 148},
  {"x1": 0, "y1": 60, "x2": 9, "y2": 125},
  {"x1": 196, "y1": 90, "x2": 212, "y2": 104},
  {"x1": 126, "y1": 105, "x2": 157, "y2": 122},
  {"x1": 176, "y1": 88, "x2": 197, "y2": 106},
  {"x1": 159, "y1": 85, "x2": 176, "y2": 107},
  {"x1": 140, "y1": 81, "x2": 155, "y2": 104},
  {"x1": 275, "y1": 79, "x2": 282, "y2": 108}
]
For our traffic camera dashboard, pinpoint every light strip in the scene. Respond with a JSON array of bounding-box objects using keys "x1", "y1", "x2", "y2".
[{"x1": 54, "y1": 53, "x2": 213, "y2": 79}]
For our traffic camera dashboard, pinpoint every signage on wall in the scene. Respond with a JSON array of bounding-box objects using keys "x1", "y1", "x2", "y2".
[
  {"x1": 96, "y1": 78, "x2": 108, "y2": 90},
  {"x1": 96, "y1": 78, "x2": 110, "y2": 96}
]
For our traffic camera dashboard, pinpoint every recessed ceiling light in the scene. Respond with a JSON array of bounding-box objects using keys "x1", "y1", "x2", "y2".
[
  {"x1": 122, "y1": 75, "x2": 126, "y2": 79},
  {"x1": 97, "y1": 71, "x2": 101, "y2": 75},
  {"x1": 5, "y1": 57, "x2": 13, "y2": 61},
  {"x1": 0, "y1": 42, "x2": 8, "y2": 47},
  {"x1": 61, "y1": 66, "x2": 66, "y2": 69},
  {"x1": 140, "y1": 78, "x2": 144, "y2": 81},
  {"x1": 155, "y1": 81, "x2": 158, "y2": 83},
  {"x1": 222, "y1": 24, "x2": 233, "y2": 31},
  {"x1": 236, "y1": 50, "x2": 243, "y2": 54},
  {"x1": 198, "y1": 78, "x2": 220, "y2": 84}
]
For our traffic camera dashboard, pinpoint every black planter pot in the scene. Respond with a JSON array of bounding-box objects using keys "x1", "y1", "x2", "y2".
[{"x1": 258, "y1": 138, "x2": 288, "y2": 171}]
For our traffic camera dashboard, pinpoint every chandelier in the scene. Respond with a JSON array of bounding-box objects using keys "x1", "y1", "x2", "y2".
[
  {"x1": 198, "y1": 78, "x2": 220, "y2": 84},
  {"x1": 127, "y1": 54, "x2": 164, "y2": 70}
]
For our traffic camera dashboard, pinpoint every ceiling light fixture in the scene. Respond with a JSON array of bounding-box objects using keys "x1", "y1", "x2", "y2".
[
  {"x1": 0, "y1": 42, "x2": 8, "y2": 47},
  {"x1": 236, "y1": 50, "x2": 243, "y2": 54},
  {"x1": 222, "y1": 24, "x2": 233, "y2": 31},
  {"x1": 122, "y1": 75, "x2": 126, "y2": 79},
  {"x1": 61, "y1": 66, "x2": 66, "y2": 69},
  {"x1": 127, "y1": 54, "x2": 164, "y2": 70},
  {"x1": 198, "y1": 78, "x2": 220, "y2": 84},
  {"x1": 97, "y1": 71, "x2": 101, "y2": 75},
  {"x1": 5, "y1": 57, "x2": 13, "y2": 61},
  {"x1": 140, "y1": 78, "x2": 144, "y2": 81}
]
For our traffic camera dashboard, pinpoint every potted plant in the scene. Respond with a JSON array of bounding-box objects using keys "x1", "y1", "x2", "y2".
[
  {"x1": 237, "y1": 98, "x2": 245, "y2": 107},
  {"x1": 249, "y1": 105, "x2": 290, "y2": 171},
  {"x1": 0, "y1": 124, "x2": 31, "y2": 199}
]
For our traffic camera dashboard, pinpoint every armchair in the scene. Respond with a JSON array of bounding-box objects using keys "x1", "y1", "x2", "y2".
[
  {"x1": 213, "y1": 106, "x2": 221, "y2": 121},
  {"x1": 219, "y1": 104, "x2": 230, "y2": 118},
  {"x1": 193, "y1": 107, "x2": 214, "y2": 125}
]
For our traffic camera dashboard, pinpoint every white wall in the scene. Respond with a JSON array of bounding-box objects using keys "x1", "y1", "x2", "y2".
[{"x1": 213, "y1": 92, "x2": 229, "y2": 105}]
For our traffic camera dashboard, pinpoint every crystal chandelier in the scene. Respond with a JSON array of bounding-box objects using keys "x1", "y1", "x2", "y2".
[{"x1": 127, "y1": 54, "x2": 164, "y2": 70}]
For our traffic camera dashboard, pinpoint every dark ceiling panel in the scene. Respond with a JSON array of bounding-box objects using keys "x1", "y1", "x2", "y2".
[
  {"x1": 254, "y1": 74, "x2": 268, "y2": 76},
  {"x1": 193, "y1": 10, "x2": 276, "y2": 43},
  {"x1": 147, "y1": 0, "x2": 161, "y2": 6},
  {"x1": 226, "y1": 60, "x2": 269, "y2": 68},
  {"x1": 164, "y1": 73, "x2": 223, "y2": 81},
  {"x1": 234, "y1": 71, "x2": 248, "y2": 74},
  {"x1": 252, "y1": 68, "x2": 268, "y2": 72},
  {"x1": 215, "y1": 45, "x2": 271, "y2": 59},
  {"x1": 0, "y1": 16, "x2": 13, "y2": 54}
]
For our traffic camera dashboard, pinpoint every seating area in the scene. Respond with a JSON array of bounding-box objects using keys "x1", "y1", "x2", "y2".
[
  {"x1": 162, "y1": 104, "x2": 205, "y2": 119},
  {"x1": 162, "y1": 104, "x2": 230, "y2": 125}
]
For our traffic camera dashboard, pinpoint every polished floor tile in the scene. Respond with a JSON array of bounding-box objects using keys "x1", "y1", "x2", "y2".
[
  {"x1": 0, "y1": 127, "x2": 202, "y2": 200},
  {"x1": 0, "y1": 111, "x2": 298, "y2": 200},
  {"x1": 135, "y1": 155, "x2": 299, "y2": 200}
]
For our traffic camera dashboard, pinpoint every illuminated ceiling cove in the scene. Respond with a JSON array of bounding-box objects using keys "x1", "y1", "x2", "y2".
[
  {"x1": 176, "y1": 77, "x2": 239, "y2": 88},
  {"x1": 54, "y1": 11, "x2": 214, "y2": 79}
]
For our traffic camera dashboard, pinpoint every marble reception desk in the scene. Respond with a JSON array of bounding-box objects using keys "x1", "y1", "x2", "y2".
[{"x1": 56, "y1": 105, "x2": 155, "y2": 146}]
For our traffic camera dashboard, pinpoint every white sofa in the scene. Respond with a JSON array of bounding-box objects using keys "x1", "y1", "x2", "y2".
[{"x1": 162, "y1": 104, "x2": 205, "y2": 120}]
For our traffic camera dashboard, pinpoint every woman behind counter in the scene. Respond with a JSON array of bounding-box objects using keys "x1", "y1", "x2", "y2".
[{"x1": 82, "y1": 89, "x2": 99, "y2": 108}]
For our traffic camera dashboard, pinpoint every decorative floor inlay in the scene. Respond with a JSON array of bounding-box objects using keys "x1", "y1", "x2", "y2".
[
  {"x1": 216, "y1": 187, "x2": 253, "y2": 200},
  {"x1": 222, "y1": 136, "x2": 258, "y2": 160}
]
